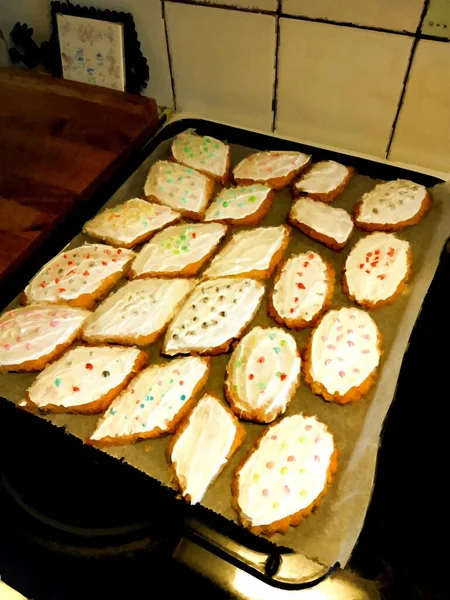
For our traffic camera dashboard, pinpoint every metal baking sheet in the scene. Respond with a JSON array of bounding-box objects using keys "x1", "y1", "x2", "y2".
[{"x1": 1, "y1": 120, "x2": 449, "y2": 569}]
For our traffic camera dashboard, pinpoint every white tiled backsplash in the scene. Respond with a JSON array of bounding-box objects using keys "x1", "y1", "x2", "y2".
[{"x1": 2, "y1": 0, "x2": 449, "y2": 174}]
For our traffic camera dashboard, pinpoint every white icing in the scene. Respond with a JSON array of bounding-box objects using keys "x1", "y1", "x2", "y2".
[
  {"x1": 24, "y1": 244, "x2": 135, "y2": 304},
  {"x1": 83, "y1": 279, "x2": 195, "y2": 342},
  {"x1": 233, "y1": 151, "x2": 310, "y2": 182},
  {"x1": 171, "y1": 394, "x2": 238, "y2": 504},
  {"x1": 204, "y1": 184, "x2": 271, "y2": 222},
  {"x1": 90, "y1": 357, "x2": 209, "y2": 442},
  {"x1": 171, "y1": 133, "x2": 229, "y2": 178},
  {"x1": 273, "y1": 252, "x2": 330, "y2": 323},
  {"x1": 310, "y1": 307, "x2": 380, "y2": 396},
  {"x1": 236, "y1": 414, "x2": 334, "y2": 527},
  {"x1": 290, "y1": 198, "x2": 353, "y2": 245},
  {"x1": 294, "y1": 161, "x2": 349, "y2": 194},
  {"x1": 163, "y1": 278, "x2": 265, "y2": 355},
  {"x1": 203, "y1": 226, "x2": 289, "y2": 278},
  {"x1": 27, "y1": 346, "x2": 142, "y2": 409},
  {"x1": 227, "y1": 326, "x2": 300, "y2": 421},
  {"x1": 83, "y1": 198, "x2": 179, "y2": 246},
  {"x1": 357, "y1": 179, "x2": 427, "y2": 226},
  {"x1": 344, "y1": 232, "x2": 410, "y2": 305},
  {"x1": 0, "y1": 305, "x2": 90, "y2": 367},
  {"x1": 144, "y1": 160, "x2": 211, "y2": 215},
  {"x1": 131, "y1": 223, "x2": 227, "y2": 277}
]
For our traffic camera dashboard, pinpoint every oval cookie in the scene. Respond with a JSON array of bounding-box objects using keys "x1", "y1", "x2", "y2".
[
  {"x1": 304, "y1": 307, "x2": 382, "y2": 403},
  {"x1": 343, "y1": 232, "x2": 411, "y2": 308},
  {"x1": 353, "y1": 179, "x2": 431, "y2": 231},
  {"x1": 225, "y1": 326, "x2": 301, "y2": 423},
  {"x1": 233, "y1": 151, "x2": 311, "y2": 190},
  {"x1": 269, "y1": 251, "x2": 335, "y2": 329},
  {"x1": 233, "y1": 413, "x2": 337, "y2": 535}
]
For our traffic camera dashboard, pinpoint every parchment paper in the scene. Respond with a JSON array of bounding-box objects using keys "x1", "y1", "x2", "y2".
[{"x1": 1, "y1": 129, "x2": 449, "y2": 569}]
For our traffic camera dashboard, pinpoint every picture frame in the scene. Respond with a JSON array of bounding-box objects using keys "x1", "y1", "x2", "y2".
[{"x1": 41, "y1": 1, "x2": 149, "y2": 94}]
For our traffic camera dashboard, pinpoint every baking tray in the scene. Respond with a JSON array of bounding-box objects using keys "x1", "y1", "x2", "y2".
[{"x1": 1, "y1": 118, "x2": 449, "y2": 587}]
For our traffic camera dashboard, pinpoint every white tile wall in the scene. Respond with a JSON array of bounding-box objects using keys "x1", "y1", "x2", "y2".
[
  {"x1": 276, "y1": 19, "x2": 413, "y2": 157},
  {"x1": 174, "y1": 0, "x2": 278, "y2": 10},
  {"x1": 165, "y1": 2, "x2": 276, "y2": 131},
  {"x1": 389, "y1": 40, "x2": 450, "y2": 173},
  {"x1": 282, "y1": 0, "x2": 425, "y2": 33}
]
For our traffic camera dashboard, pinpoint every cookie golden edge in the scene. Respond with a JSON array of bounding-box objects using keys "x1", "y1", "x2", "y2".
[
  {"x1": 302, "y1": 316, "x2": 383, "y2": 404},
  {"x1": 20, "y1": 349, "x2": 148, "y2": 415},
  {"x1": 224, "y1": 328, "x2": 301, "y2": 424},
  {"x1": 207, "y1": 189, "x2": 275, "y2": 227},
  {"x1": 87, "y1": 357, "x2": 211, "y2": 447},
  {"x1": 287, "y1": 213, "x2": 350, "y2": 252},
  {"x1": 291, "y1": 165, "x2": 355, "y2": 203},
  {"x1": 233, "y1": 158, "x2": 311, "y2": 191},
  {"x1": 352, "y1": 191, "x2": 432, "y2": 232},
  {"x1": 168, "y1": 391, "x2": 246, "y2": 504},
  {"x1": 341, "y1": 245, "x2": 413, "y2": 310},
  {"x1": 267, "y1": 257, "x2": 335, "y2": 330},
  {"x1": 231, "y1": 416, "x2": 339, "y2": 536}
]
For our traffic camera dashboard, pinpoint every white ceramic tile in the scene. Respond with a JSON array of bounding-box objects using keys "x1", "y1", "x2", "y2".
[
  {"x1": 176, "y1": 0, "x2": 278, "y2": 10},
  {"x1": 166, "y1": 3, "x2": 276, "y2": 131},
  {"x1": 389, "y1": 40, "x2": 450, "y2": 173},
  {"x1": 282, "y1": 0, "x2": 425, "y2": 33},
  {"x1": 276, "y1": 19, "x2": 413, "y2": 157}
]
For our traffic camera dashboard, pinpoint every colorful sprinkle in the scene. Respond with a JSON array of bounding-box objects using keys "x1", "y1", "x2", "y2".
[
  {"x1": 73, "y1": 386, "x2": 80, "y2": 392},
  {"x1": 180, "y1": 394, "x2": 186, "y2": 401},
  {"x1": 280, "y1": 466, "x2": 288, "y2": 475},
  {"x1": 54, "y1": 378, "x2": 62, "y2": 387},
  {"x1": 86, "y1": 363, "x2": 93, "y2": 370},
  {"x1": 266, "y1": 461, "x2": 274, "y2": 469},
  {"x1": 284, "y1": 485, "x2": 291, "y2": 495},
  {"x1": 253, "y1": 473, "x2": 260, "y2": 482},
  {"x1": 287, "y1": 455, "x2": 296, "y2": 462},
  {"x1": 49, "y1": 320, "x2": 59, "y2": 327},
  {"x1": 262, "y1": 489, "x2": 269, "y2": 497}
]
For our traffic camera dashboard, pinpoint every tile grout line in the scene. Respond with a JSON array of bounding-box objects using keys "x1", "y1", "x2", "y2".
[
  {"x1": 271, "y1": 0, "x2": 282, "y2": 133},
  {"x1": 161, "y1": 0, "x2": 178, "y2": 110},
  {"x1": 385, "y1": 0, "x2": 431, "y2": 159}
]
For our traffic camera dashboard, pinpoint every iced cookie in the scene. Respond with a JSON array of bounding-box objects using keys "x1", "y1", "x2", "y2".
[
  {"x1": 82, "y1": 198, "x2": 180, "y2": 248},
  {"x1": 203, "y1": 184, "x2": 274, "y2": 226},
  {"x1": 20, "y1": 346, "x2": 147, "y2": 414},
  {"x1": 0, "y1": 305, "x2": 90, "y2": 372},
  {"x1": 268, "y1": 251, "x2": 335, "y2": 329},
  {"x1": 89, "y1": 356, "x2": 210, "y2": 446},
  {"x1": 233, "y1": 151, "x2": 311, "y2": 190},
  {"x1": 353, "y1": 179, "x2": 431, "y2": 231},
  {"x1": 169, "y1": 393, "x2": 245, "y2": 504},
  {"x1": 171, "y1": 133, "x2": 231, "y2": 184},
  {"x1": 292, "y1": 160, "x2": 354, "y2": 202},
  {"x1": 203, "y1": 225, "x2": 290, "y2": 279},
  {"x1": 144, "y1": 160, "x2": 214, "y2": 220},
  {"x1": 288, "y1": 197, "x2": 353, "y2": 251},
  {"x1": 232, "y1": 413, "x2": 337, "y2": 535},
  {"x1": 130, "y1": 222, "x2": 227, "y2": 279},
  {"x1": 225, "y1": 326, "x2": 301, "y2": 423},
  {"x1": 342, "y1": 232, "x2": 412, "y2": 309},
  {"x1": 163, "y1": 278, "x2": 265, "y2": 356},
  {"x1": 23, "y1": 244, "x2": 135, "y2": 308},
  {"x1": 82, "y1": 278, "x2": 195, "y2": 346},
  {"x1": 303, "y1": 307, "x2": 382, "y2": 404}
]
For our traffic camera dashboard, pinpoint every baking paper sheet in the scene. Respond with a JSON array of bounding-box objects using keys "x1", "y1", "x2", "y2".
[{"x1": 1, "y1": 129, "x2": 449, "y2": 568}]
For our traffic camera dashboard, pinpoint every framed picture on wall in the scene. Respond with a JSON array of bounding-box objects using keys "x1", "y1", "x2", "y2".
[{"x1": 42, "y1": 1, "x2": 149, "y2": 94}]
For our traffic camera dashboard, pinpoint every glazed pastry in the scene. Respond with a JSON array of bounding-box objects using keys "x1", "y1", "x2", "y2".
[
  {"x1": 20, "y1": 346, "x2": 147, "y2": 414},
  {"x1": 268, "y1": 251, "x2": 335, "y2": 329},
  {"x1": 144, "y1": 160, "x2": 214, "y2": 220},
  {"x1": 203, "y1": 184, "x2": 274, "y2": 226},
  {"x1": 130, "y1": 222, "x2": 227, "y2": 279},
  {"x1": 288, "y1": 197, "x2": 353, "y2": 251},
  {"x1": 232, "y1": 413, "x2": 337, "y2": 535},
  {"x1": 225, "y1": 326, "x2": 301, "y2": 423},
  {"x1": 169, "y1": 393, "x2": 245, "y2": 504},
  {"x1": 353, "y1": 179, "x2": 431, "y2": 231},
  {"x1": 303, "y1": 307, "x2": 382, "y2": 404},
  {"x1": 292, "y1": 160, "x2": 354, "y2": 203},
  {"x1": 82, "y1": 198, "x2": 180, "y2": 248},
  {"x1": 342, "y1": 232, "x2": 412, "y2": 309},
  {"x1": 233, "y1": 151, "x2": 311, "y2": 190},
  {"x1": 203, "y1": 225, "x2": 290, "y2": 279},
  {"x1": 82, "y1": 278, "x2": 196, "y2": 346},
  {"x1": 0, "y1": 304, "x2": 90, "y2": 371},
  {"x1": 89, "y1": 357, "x2": 210, "y2": 446},
  {"x1": 171, "y1": 133, "x2": 231, "y2": 184},
  {"x1": 163, "y1": 278, "x2": 265, "y2": 356},
  {"x1": 23, "y1": 244, "x2": 135, "y2": 308}
]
